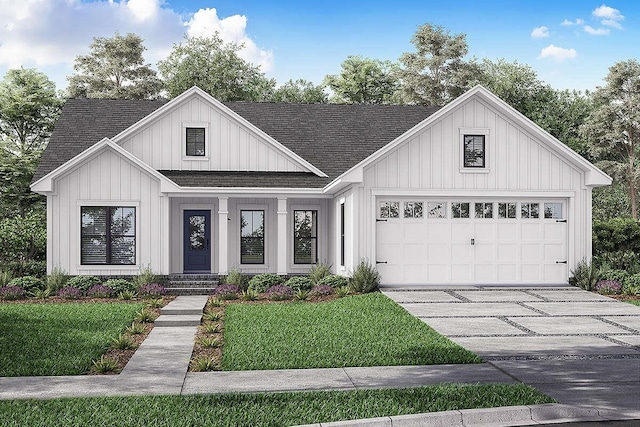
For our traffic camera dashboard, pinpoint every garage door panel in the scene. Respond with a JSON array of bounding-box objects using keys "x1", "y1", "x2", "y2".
[
  {"x1": 427, "y1": 222, "x2": 450, "y2": 240},
  {"x1": 428, "y1": 244, "x2": 450, "y2": 261},
  {"x1": 544, "y1": 264, "x2": 565, "y2": 282},
  {"x1": 404, "y1": 244, "x2": 426, "y2": 264},
  {"x1": 521, "y1": 264, "x2": 541, "y2": 281},
  {"x1": 475, "y1": 264, "x2": 495, "y2": 282},
  {"x1": 497, "y1": 223, "x2": 518, "y2": 240},
  {"x1": 451, "y1": 244, "x2": 472, "y2": 261},
  {"x1": 451, "y1": 223, "x2": 473, "y2": 239},
  {"x1": 475, "y1": 244, "x2": 496, "y2": 262},
  {"x1": 475, "y1": 223, "x2": 495, "y2": 239},
  {"x1": 379, "y1": 223, "x2": 403, "y2": 243},
  {"x1": 498, "y1": 244, "x2": 518, "y2": 261},
  {"x1": 378, "y1": 243, "x2": 402, "y2": 263},
  {"x1": 379, "y1": 265, "x2": 404, "y2": 284},
  {"x1": 498, "y1": 264, "x2": 517, "y2": 281},
  {"x1": 427, "y1": 264, "x2": 448, "y2": 282},
  {"x1": 521, "y1": 243, "x2": 541, "y2": 261},
  {"x1": 543, "y1": 243, "x2": 564, "y2": 261},
  {"x1": 521, "y1": 223, "x2": 542, "y2": 240},
  {"x1": 404, "y1": 223, "x2": 427, "y2": 243},
  {"x1": 405, "y1": 265, "x2": 426, "y2": 282},
  {"x1": 451, "y1": 264, "x2": 472, "y2": 282}
]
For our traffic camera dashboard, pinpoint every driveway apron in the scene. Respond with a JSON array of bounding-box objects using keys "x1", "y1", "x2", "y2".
[{"x1": 382, "y1": 286, "x2": 640, "y2": 418}]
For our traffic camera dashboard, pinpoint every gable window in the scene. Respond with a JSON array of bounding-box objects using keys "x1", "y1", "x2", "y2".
[
  {"x1": 241, "y1": 210, "x2": 264, "y2": 264},
  {"x1": 294, "y1": 210, "x2": 318, "y2": 264},
  {"x1": 186, "y1": 127, "x2": 206, "y2": 156},
  {"x1": 464, "y1": 135, "x2": 485, "y2": 167},
  {"x1": 81, "y1": 207, "x2": 136, "y2": 265}
]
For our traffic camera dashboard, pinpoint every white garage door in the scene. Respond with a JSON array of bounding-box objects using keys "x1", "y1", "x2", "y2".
[{"x1": 376, "y1": 199, "x2": 568, "y2": 285}]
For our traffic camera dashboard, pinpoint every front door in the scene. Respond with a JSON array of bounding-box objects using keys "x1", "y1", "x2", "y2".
[{"x1": 183, "y1": 210, "x2": 211, "y2": 273}]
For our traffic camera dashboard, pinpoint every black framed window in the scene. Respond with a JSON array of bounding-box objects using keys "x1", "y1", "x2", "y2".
[
  {"x1": 81, "y1": 207, "x2": 135, "y2": 265},
  {"x1": 463, "y1": 135, "x2": 485, "y2": 168},
  {"x1": 241, "y1": 210, "x2": 264, "y2": 264},
  {"x1": 340, "y1": 203, "x2": 345, "y2": 267},
  {"x1": 521, "y1": 202, "x2": 540, "y2": 218},
  {"x1": 294, "y1": 210, "x2": 317, "y2": 264},
  {"x1": 452, "y1": 202, "x2": 470, "y2": 218},
  {"x1": 186, "y1": 127, "x2": 206, "y2": 156}
]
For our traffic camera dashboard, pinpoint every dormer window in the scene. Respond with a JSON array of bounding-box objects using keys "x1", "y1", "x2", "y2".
[{"x1": 186, "y1": 127, "x2": 206, "y2": 156}]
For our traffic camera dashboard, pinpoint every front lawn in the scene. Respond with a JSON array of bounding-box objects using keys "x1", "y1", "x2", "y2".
[
  {"x1": 222, "y1": 293, "x2": 481, "y2": 370},
  {"x1": 626, "y1": 299, "x2": 640, "y2": 306},
  {"x1": 0, "y1": 302, "x2": 144, "y2": 376},
  {"x1": 0, "y1": 384, "x2": 554, "y2": 427}
]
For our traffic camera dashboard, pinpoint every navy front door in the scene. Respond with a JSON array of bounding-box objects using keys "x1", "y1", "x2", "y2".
[{"x1": 183, "y1": 210, "x2": 211, "y2": 273}]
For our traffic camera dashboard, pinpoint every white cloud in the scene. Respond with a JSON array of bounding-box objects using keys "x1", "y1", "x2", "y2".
[
  {"x1": 126, "y1": 0, "x2": 160, "y2": 23},
  {"x1": 601, "y1": 19, "x2": 622, "y2": 29},
  {"x1": 561, "y1": 18, "x2": 584, "y2": 26},
  {"x1": 531, "y1": 26, "x2": 549, "y2": 38},
  {"x1": 537, "y1": 44, "x2": 577, "y2": 62},
  {"x1": 592, "y1": 5, "x2": 624, "y2": 21},
  {"x1": 583, "y1": 25, "x2": 610, "y2": 36}
]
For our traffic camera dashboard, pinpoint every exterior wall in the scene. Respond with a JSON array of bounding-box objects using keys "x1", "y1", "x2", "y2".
[
  {"x1": 119, "y1": 96, "x2": 306, "y2": 172},
  {"x1": 48, "y1": 148, "x2": 168, "y2": 275},
  {"x1": 357, "y1": 96, "x2": 591, "y2": 275},
  {"x1": 331, "y1": 188, "x2": 356, "y2": 276}
]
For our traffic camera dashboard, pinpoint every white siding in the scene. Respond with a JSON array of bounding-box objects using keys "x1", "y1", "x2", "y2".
[{"x1": 120, "y1": 96, "x2": 306, "y2": 173}]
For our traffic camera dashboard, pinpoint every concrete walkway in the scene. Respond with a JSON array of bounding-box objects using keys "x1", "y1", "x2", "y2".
[{"x1": 1, "y1": 290, "x2": 639, "y2": 426}]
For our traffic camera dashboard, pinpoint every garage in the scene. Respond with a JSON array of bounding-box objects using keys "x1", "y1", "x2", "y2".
[{"x1": 375, "y1": 198, "x2": 568, "y2": 285}]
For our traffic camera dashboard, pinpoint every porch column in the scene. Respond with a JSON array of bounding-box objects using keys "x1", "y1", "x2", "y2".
[
  {"x1": 277, "y1": 197, "x2": 288, "y2": 276},
  {"x1": 218, "y1": 197, "x2": 229, "y2": 275}
]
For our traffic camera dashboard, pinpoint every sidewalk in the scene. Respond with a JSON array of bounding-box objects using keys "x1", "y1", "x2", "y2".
[{"x1": 1, "y1": 291, "x2": 639, "y2": 426}]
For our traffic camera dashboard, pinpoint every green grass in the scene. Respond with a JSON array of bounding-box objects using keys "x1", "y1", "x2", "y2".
[
  {"x1": 0, "y1": 302, "x2": 144, "y2": 376},
  {"x1": 626, "y1": 300, "x2": 640, "y2": 306},
  {"x1": 223, "y1": 293, "x2": 482, "y2": 370},
  {"x1": 0, "y1": 384, "x2": 554, "y2": 427}
]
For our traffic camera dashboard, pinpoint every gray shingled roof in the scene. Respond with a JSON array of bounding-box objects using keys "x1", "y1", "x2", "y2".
[{"x1": 34, "y1": 99, "x2": 440, "y2": 188}]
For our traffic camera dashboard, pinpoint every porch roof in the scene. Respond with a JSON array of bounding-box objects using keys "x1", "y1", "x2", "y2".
[{"x1": 159, "y1": 171, "x2": 331, "y2": 188}]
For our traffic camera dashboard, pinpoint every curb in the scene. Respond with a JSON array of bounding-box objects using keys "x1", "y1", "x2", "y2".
[{"x1": 295, "y1": 404, "x2": 613, "y2": 426}]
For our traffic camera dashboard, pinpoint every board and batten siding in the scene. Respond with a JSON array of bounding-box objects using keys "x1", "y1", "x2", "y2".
[
  {"x1": 48, "y1": 148, "x2": 168, "y2": 276},
  {"x1": 119, "y1": 96, "x2": 306, "y2": 173},
  {"x1": 357, "y1": 97, "x2": 592, "y2": 271}
]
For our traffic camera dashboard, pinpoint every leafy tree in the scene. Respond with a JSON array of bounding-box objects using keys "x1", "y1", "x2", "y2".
[
  {"x1": 67, "y1": 32, "x2": 163, "y2": 99},
  {"x1": 580, "y1": 59, "x2": 640, "y2": 218},
  {"x1": 0, "y1": 153, "x2": 44, "y2": 219},
  {"x1": 0, "y1": 210, "x2": 46, "y2": 262},
  {"x1": 399, "y1": 23, "x2": 478, "y2": 105},
  {"x1": 323, "y1": 56, "x2": 401, "y2": 104},
  {"x1": 158, "y1": 34, "x2": 276, "y2": 101},
  {"x1": 270, "y1": 79, "x2": 327, "y2": 103}
]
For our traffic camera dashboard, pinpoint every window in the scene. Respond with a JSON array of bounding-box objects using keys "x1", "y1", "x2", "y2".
[
  {"x1": 294, "y1": 210, "x2": 317, "y2": 264},
  {"x1": 475, "y1": 202, "x2": 493, "y2": 218},
  {"x1": 544, "y1": 203, "x2": 563, "y2": 219},
  {"x1": 404, "y1": 202, "x2": 424, "y2": 218},
  {"x1": 463, "y1": 135, "x2": 485, "y2": 168},
  {"x1": 498, "y1": 202, "x2": 517, "y2": 219},
  {"x1": 81, "y1": 207, "x2": 135, "y2": 265},
  {"x1": 340, "y1": 203, "x2": 345, "y2": 267},
  {"x1": 241, "y1": 210, "x2": 264, "y2": 264},
  {"x1": 452, "y1": 202, "x2": 470, "y2": 218},
  {"x1": 521, "y1": 202, "x2": 539, "y2": 219},
  {"x1": 379, "y1": 201, "x2": 399, "y2": 218},
  {"x1": 185, "y1": 127, "x2": 206, "y2": 156}
]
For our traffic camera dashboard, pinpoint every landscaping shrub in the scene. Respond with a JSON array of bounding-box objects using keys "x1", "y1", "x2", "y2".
[
  {"x1": 0, "y1": 285, "x2": 25, "y2": 300},
  {"x1": 594, "y1": 280, "x2": 622, "y2": 295},
  {"x1": 569, "y1": 259, "x2": 600, "y2": 291},
  {"x1": 0, "y1": 269, "x2": 13, "y2": 287},
  {"x1": 103, "y1": 278, "x2": 135, "y2": 294},
  {"x1": 593, "y1": 218, "x2": 640, "y2": 272},
  {"x1": 309, "y1": 262, "x2": 331, "y2": 284},
  {"x1": 240, "y1": 289, "x2": 259, "y2": 301},
  {"x1": 132, "y1": 265, "x2": 158, "y2": 289},
  {"x1": 248, "y1": 273, "x2": 283, "y2": 293},
  {"x1": 46, "y1": 267, "x2": 68, "y2": 292},
  {"x1": 66, "y1": 275, "x2": 101, "y2": 291},
  {"x1": 311, "y1": 284, "x2": 333, "y2": 296},
  {"x1": 86, "y1": 284, "x2": 115, "y2": 298},
  {"x1": 58, "y1": 286, "x2": 83, "y2": 299},
  {"x1": 1, "y1": 260, "x2": 46, "y2": 278},
  {"x1": 624, "y1": 274, "x2": 640, "y2": 291},
  {"x1": 8, "y1": 275, "x2": 45, "y2": 293},
  {"x1": 0, "y1": 211, "x2": 46, "y2": 263},
  {"x1": 265, "y1": 284, "x2": 293, "y2": 301},
  {"x1": 224, "y1": 267, "x2": 248, "y2": 290},
  {"x1": 138, "y1": 283, "x2": 166, "y2": 297},
  {"x1": 214, "y1": 284, "x2": 241, "y2": 300},
  {"x1": 317, "y1": 274, "x2": 348, "y2": 289},
  {"x1": 350, "y1": 260, "x2": 381, "y2": 293},
  {"x1": 284, "y1": 276, "x2": 313, "y2": 292},
  {"x1": 599, "y1": 269, "x2": 630, "y2": 284}
]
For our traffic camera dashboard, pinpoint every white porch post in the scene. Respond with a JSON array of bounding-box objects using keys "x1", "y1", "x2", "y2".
[
  {"x1": 277, "y1": 197, "x2": 288, "y2": 276},
  {"x1": 218, "y1": 197, "x2": 229, "y2": 275},
  {"x1": 160, "y1": 195, "x2": 171, "y2": 275}
]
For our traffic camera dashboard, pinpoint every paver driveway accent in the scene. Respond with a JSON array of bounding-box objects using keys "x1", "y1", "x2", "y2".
[{"x1": 382, "y1": 286, "x2": 640, "y2": 418}]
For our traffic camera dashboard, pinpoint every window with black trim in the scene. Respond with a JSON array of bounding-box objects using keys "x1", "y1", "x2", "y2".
[
  {"x1": 186, "y1": 127, "x2": 206, "y2": 156},
  {"x1": 340, "y1": 203, "x2": 345, "y2": 267},
  {"x1": 241, "y1": 210, "x2": 264, "y2": 264},
  {"x1": 475, "y1": 202, "x2": 493, "y2": 218},
  {"x1": 521, "y1": 203, "x2": 539, "y2": 218},
  {"x1": 404, "y1": 202, "x2": 424, "y2": 218},
  {"x1": 463, "y1": 135, "x2": 485, "y2": 168},
  {"x1": 498, "y1": 202, "x2": 517, "y2": 219},
  {"x1": 379, "y1": 201, "x2": 399, "y2": 218},
  {"x1": 452, "y1": 202, "x2": 470, "y2": 218},
  {"x1": 294, "y1": 210, "x2": 317, "y2": 264},
  {"x1": 81, "y1": 207, "x2": 135, "y2": 265},
  {"x1": 544, "y1": 203, "x2": 563, "y2": 219}
]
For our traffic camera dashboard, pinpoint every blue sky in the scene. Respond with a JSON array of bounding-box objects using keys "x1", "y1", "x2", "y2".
[{"x1": 0, "y1": 0, "x2": 637, "y2": 93}]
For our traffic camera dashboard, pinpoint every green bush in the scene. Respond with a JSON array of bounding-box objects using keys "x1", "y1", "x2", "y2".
[
  {"x1": 309, "y1": 262, "x2": 331, "y2": 284},
  {"x1": 66, "y1": 275, "x2": 101, "y2": 291},
  {"x1": 599, "y1": 269, "x2": 630, "y2": 284},
  {"x1": 46, "y1": 267, "x2": 68, "y2": 292},
  {"x1": 317, "y1": 274, "x2": 349, "y2": 289},
  {"x1": 569, "y1": 259, "x2": 600, "y2": 291},
  {"x1": 224, "y1": 267, "x2": 248, "y2": 290},
  {"x1": 0, "y1": 270, "x2": 12, "y2": 287},
  {"x1": 1, "y1": 260, "x2": 46, "y2": 278},
  {"x1": 103, "y1": 279, "x2": 135, "y2": 294},
  {"x1": 593, "y1": 250, "x2": 640, "y2": 273},
  {"x1": 624, "y1": 273, "x2": 640, "y2": 290},
  {"x1": 132, "y1": 265, "x2": 158, "y2": 289},
  {"x1": 8, "y1": 275, "x2": 45, "y2": 293},
  {"x1": 0, "y1": 211, "x2": 46, "y2": 263},
  {"x1": 284, "y1": 276, "x2": 313, "y2": 292},
  {"x1": 247, "y1": 273, "x2": 283, "y2": 293},
  {"x1": 350, "y1": 260, "x2": 381, "y2": 293},
  {"x1": 593, "y1": 218, "x2": 640, "y2": 272}
]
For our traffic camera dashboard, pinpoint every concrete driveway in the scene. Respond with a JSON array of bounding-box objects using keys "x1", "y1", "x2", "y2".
[{"x1": 382, "y1": 285, "x2": 640, "y2": 418}]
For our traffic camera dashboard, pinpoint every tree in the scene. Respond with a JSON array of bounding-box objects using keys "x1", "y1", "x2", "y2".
[
  {"x1": 323, "y1": 56, "x2": 401, "y2": 104},
  {"x1": 67, "y1": 32, "x2": 163, "y2": 99},
  {"x1": 399, "y1": 23, "x2": 477, "y2": 105},
  {"x1": 158, "y1": 34, "x2": 276, "y2": 101},
  {"x1": 270, "y1": 79, "x2": 327, "y2": 103},
  {"x1": 580, "y1": 59, "x2": 640, "y2": 219}
]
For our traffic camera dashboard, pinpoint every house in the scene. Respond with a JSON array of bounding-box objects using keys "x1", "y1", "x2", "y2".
[{"x1": 31, "y1": 86, "x2": 611, "y2": 285}]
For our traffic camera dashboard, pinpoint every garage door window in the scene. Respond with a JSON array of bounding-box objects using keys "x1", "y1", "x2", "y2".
[
  {"x1": 380, "y1": 201, "x2": 399, "y2": 219},
  {"x1": 452, "y1": 202, "x2": 470, "y2": 218},
  {"x1": 544, "y1": 203, "x2": 563, "y2": 219},
  {"x1": 521, "y1": 203, "x2": 539, "y2": 218},
  {"x1": 475, "y1": 202, "x2": 493, "y2": 218},
  {"x1": 404, "y1": 202, "x2": 423, "y2": 218},
  {"x1": 427, "y1": 202, "x2": 446, "y2": 218},
  {"x1": 498, "y1": 202, "x2": 517, "y2": 219}
]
